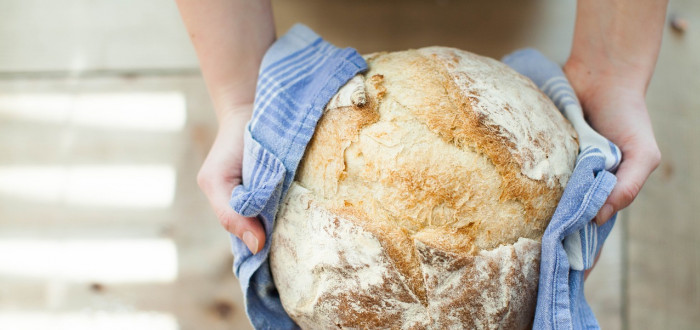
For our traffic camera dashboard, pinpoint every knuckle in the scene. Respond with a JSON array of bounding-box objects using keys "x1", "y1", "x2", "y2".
[
  {"x1": 215, "y1": 208, "x2": 234, "y2": 233},
  {"x1": 215, "y1": 208, "x2": 248, "y2": 237},
  {"x1": 638, "y1": 138, "x2": 662, "y2": 169},
  {"x1": 649, "y1": 147, "x2": 662, "y2": 169},
  {"x1": 196, "y1": 169, "x2": 211, "y2": 191},
  {"x1": 618, "y1": 181, "x2": 642, "y2": 207}
]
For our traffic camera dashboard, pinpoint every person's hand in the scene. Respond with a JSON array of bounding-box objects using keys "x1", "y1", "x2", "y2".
[
  {"x1": 564, "y1": 60, "x2": 661, "y2": 226},
  {"x1": 197, "y1": 104, "x2": 265, "y2": 254},
  {"x1": 565, "y1": 62, "x2": 661, "y2": 280}
]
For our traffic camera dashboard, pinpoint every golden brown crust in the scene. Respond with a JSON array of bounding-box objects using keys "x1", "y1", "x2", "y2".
[
  {"x1": 297, "y1": 48, "x2": 577, "y2": 253},
  {"x1": 411, "y1": 49, "x2": 567, "y2": 222},
  {"x1": 360, "y1": 49, "x2": 572, "y2": 230},
  {"x1": 274, "y1": 47, "x2": 578, "y2": 328}
]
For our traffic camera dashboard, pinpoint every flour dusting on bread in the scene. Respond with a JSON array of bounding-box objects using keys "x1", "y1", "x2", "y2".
[
  {"x1": 419, "y1": 47, "x2": 577, "y2": 188},
  {"x1": 270, "y1": 47, "x2": 578, "y2": 329}
]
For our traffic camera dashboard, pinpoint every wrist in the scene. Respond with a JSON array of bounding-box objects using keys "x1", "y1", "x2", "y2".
[
  {"x1": 567, "y1": 0, "x2": 667, "y2": 97},
  {"x1": 563, "y1": 57, "x2": 647, "y2": 104},
  {"x1": 208, "y1": 81, "x2": 255, "y2": 126},
  {"x1": 216, "y1": 103, "x2": 253, "y2": 129}
]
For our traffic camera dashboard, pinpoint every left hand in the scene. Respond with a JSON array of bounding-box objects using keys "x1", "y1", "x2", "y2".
[{"x1": 564, "y1": 60, "x2": 661, "y2": 226}]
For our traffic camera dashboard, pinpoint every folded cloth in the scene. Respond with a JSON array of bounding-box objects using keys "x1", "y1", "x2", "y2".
[
  {"x1": 503, "y1": 49, "x2": 622, "y2": 329},
  {"x1": 229, "y1": 23, "x2": 621, "y2": 329},
  {"x1": 228, "y1": 24, "x2": 366, "y2": 329}
]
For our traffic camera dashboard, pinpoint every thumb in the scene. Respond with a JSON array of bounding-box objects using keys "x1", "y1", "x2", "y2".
[
  {"x1": 215, "y1": 203, "x2": 266, "y2": 255},
  {"x1": 595, "y1": 141, "x2": 661, "y2": 225},
  {"x1": 198, "y1": 173, "x2": 266, "y2": 254}
]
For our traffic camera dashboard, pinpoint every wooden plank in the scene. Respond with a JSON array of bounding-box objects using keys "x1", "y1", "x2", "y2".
[{"x1": 626, "y1": 0, "x2": 700, "y2": 328}]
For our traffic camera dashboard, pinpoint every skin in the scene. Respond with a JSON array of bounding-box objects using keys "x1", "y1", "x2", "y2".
[
  {"x1": 175, "y1": 0, "x2": 275, "y2": 254},
  {"x1": 175, "y1": 0, "x2": 666, "y2": 257},
  {"x1": 568, "y1": 0, "x2": 667, "y2": 279},
  {"x1": 565, "y1": 0, "x2": 666, "y2": 228}
]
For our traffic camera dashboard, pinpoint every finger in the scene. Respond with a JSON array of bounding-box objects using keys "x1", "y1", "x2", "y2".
[
  {"x1": 595, "y1": 143, "x2": 660, "y2": 225},
  {"x1": 214, "y1": 201, "x2": 266, "y2": 255},
  {"x1": 199, "y1": 173, "x2": 266, "y2": 254}
]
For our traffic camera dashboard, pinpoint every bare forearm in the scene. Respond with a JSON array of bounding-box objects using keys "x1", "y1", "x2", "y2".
[
  {"x1": 175, "y1": 0, "x2": 275, "y2": 120},
  {"x1": 568, "y1": 0, "x2": 668, "y2": 94}
]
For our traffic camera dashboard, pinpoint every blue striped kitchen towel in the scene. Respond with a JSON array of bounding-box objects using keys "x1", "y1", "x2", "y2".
[
  {"x1": 228, "y1": 23, "x2": 621, "y2": 328},
  {"x1": 228, "y1": 24, "x2": 366, "y2": 329},
  {"x1": 503, "y1": 48, "x2": 622, "y2": 329}
]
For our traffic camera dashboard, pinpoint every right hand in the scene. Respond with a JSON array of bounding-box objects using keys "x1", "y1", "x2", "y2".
[{"x1": 197, "y1": 104, "x2": 265, "y2": 254}]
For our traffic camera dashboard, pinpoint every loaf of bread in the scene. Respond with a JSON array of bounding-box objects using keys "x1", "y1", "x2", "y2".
[{"x1": 270, "y1": 47, "x2": 578, "y2": 329}]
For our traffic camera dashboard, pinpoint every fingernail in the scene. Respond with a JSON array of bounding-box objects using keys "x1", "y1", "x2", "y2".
[
  {"x1": 242, "y1": 231, "x2": 259, "y2": 255},
  {"x1": 596, "y1": 204, "x2": 614, "y2": 225}
]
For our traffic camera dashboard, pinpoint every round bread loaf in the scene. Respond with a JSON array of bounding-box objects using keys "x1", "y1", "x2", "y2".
[{"x1": 270, "y1": 47, "x2": 578, "y2": 329}]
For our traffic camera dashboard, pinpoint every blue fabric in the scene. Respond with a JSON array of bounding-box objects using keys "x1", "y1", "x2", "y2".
[
  {"x1": 229, "y1": 23, "x2": 621, "y2": 329},
  {"x1": 228, "y1": 24, "x2": 367, "y2": 329},
  {"x1": 503, "y1": 48, "x2": 621, "y2": 330}
]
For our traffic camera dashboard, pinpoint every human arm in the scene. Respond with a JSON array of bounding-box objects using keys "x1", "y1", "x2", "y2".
[
  {"x1": 565, "y1": 0, "x2": 667, "y2": 226},
  {"x1": 175, "y1": 0, "x2": 276, "y2": 254}
]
